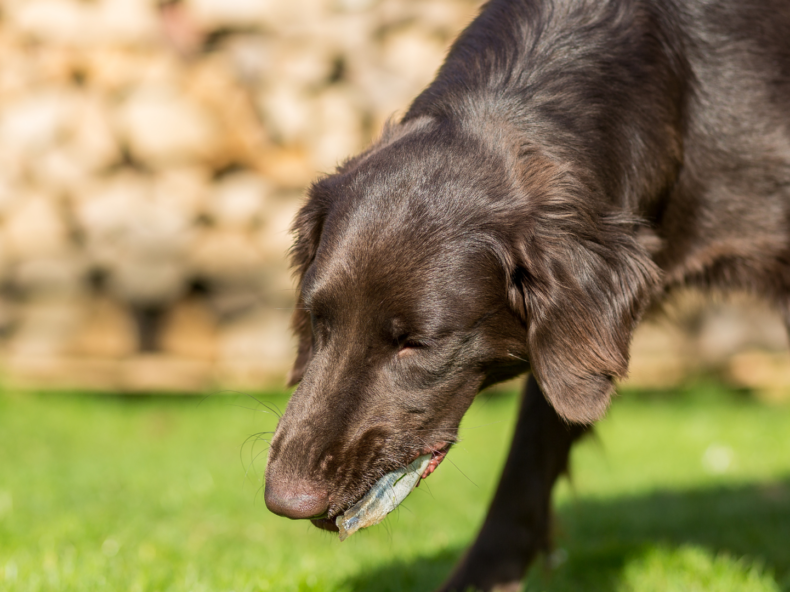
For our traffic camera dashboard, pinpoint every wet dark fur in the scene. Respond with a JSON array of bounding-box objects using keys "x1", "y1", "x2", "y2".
[{"x1": 265, "y1": 0, "x2": 790, "y2": 589}]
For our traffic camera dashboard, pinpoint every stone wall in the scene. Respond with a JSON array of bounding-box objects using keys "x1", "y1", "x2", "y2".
[{"x1": 0, "y1": 0, "x2": 787, "y2": 397}]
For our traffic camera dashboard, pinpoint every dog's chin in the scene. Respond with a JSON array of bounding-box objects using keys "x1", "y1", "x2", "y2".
[{"x1": 310, "y1": 517, "x2": 340, "y2": 532}]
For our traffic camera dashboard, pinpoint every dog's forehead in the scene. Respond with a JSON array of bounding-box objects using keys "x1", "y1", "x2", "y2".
[
  {"x1": 301, "y1": 125, "x2": 507, "y2": 321},
  {"x1": 304, "y1": 223, "x2": 500, "y2": 339},
  {"x1": 308, "y1": 230, "x2": 474, "y2": 306}
]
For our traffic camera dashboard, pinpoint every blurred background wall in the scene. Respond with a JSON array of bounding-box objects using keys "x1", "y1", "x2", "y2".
[{"x1": 0, "y1": 0, "x2": 787, "y2": 397}]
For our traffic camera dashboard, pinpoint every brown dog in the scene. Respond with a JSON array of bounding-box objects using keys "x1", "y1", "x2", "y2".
[{"x1": 264, "y1": 0, "x2": 790, "y2": 589}]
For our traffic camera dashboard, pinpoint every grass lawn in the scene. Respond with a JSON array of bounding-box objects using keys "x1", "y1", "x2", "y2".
[{"x1": 0, "y1": 383, "x2": 788, "y2": 591}]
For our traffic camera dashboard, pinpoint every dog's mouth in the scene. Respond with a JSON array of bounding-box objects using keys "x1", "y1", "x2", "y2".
[
  {"x1": 310, "y1": 442, "x2": 451, "y2": 533},
  {"x1": 416, "y1": 443, "x2": 450, "y2": 481}
]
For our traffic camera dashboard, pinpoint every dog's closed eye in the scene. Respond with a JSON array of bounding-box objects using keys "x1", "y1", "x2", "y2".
[{"x1": 395, "y1": 335, "x2": 428, "y2": 358}]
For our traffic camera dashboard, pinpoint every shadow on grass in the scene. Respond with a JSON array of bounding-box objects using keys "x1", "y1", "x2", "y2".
[
  {"x1": 344, "y1": 477, "x2": 790, "y2": 592},
  {"x1": 345, "y1": 546, "x2": 463, "y2": 592}
]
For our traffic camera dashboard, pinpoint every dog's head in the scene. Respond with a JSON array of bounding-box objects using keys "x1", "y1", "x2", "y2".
[{"x1": 264, "y1": 116, "x2": 659, "y2": 529}]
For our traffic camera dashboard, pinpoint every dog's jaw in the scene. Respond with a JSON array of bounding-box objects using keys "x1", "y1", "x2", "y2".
[
  {"x1": 308, "y1": 441, "x2": 452, "y2": 533},
  {"x1": 310, "y1": 517, "x2": 339, "y2": 532}
]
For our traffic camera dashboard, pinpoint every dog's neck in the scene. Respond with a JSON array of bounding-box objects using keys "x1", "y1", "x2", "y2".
[{"x1": 404, "y1": 0, "x2": 690, "y2": 217}]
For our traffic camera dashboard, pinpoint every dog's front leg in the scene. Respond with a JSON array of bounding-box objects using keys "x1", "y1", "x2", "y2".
[{"x1": 438, "y1": 374, "x2": 588, "y2": 592}]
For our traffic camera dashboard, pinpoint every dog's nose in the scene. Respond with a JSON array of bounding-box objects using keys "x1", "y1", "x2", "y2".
[{"x1": 264, "y1": 480, "x2": 329, "y2": 520}]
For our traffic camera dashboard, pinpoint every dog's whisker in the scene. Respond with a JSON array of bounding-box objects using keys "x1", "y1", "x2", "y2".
[
  {"x1": 446, "y1": 458, "x2": 478, "y2": 489},
  {"x1": 230, "y1": 404, "x2": 278, "y2": 414},
  {"x1": 213, "y1": 389, "x2": 284, "y2": 420},
  {"x1": 244, "y1": 446, "x2": 271, "y2": 481},
  {"x1": 459, "y1": 420, "x2": 506, "y2": 431},
  {"x1": 415, "y1": 479, "x2": 435, "y2": 500},
  {"x1": 240, "y1": 430, "x2": 274, "y2": 480},
  {"x1": 250, "y1": 399, "x2": 283, "y2": 419}
]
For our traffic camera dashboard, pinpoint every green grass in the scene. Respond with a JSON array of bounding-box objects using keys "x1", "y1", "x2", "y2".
[{"x1": 0, "y1": 384, "x2": 788, "y2": 591}]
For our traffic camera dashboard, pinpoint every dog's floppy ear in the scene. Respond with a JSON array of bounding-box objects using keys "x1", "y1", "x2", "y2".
[
  {"x1": 506, "y1": 173, "x2": 661, "y2": 424},
  {"x1": 286, "y1": 193, "x2": 326, "y2": 387}
]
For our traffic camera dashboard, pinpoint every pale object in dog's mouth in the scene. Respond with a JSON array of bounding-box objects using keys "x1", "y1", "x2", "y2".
[{"x1": 336, "y1": 454, "x2": 431, "y2": 541}]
